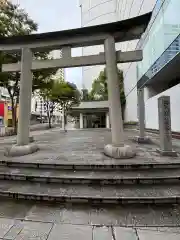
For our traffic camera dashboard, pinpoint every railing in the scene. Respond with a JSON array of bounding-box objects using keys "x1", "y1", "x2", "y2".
[{"x1": 137, "y1": 34, "x2": 180, "y2": 88}]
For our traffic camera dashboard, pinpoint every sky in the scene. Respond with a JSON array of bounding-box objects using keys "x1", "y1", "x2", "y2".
[{"x1": 12, "y1": 0, "x2": 82, "y2": 89}]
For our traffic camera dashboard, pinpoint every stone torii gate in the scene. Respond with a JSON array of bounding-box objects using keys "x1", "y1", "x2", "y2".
[{"x1": 0, "y1": 12, "x2": 151, "y2": 158}]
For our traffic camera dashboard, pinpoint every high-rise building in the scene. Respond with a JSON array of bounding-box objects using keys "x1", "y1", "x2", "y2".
[
  {"x1": 80, "y1": 0, "x2": 180, "y2": 132},
  {"x1": 50, "y1": 50, "x2": 65, "y2": 80}
]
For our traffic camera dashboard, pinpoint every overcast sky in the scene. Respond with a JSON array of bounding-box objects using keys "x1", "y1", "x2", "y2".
[{"x1": 12, "y1": 0, "x2": 82, "y2": 89}]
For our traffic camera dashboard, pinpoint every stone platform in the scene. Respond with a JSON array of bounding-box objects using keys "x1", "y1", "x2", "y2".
[
  {"x1": 0, "y1": 128, "x2": 179, "y2": 165},
  {"x1": 0, "y1": 129, "x2": 180, "y2": 234},
  {"x1": 0, "y1": 128, "x2": 180, "y2": 206}
]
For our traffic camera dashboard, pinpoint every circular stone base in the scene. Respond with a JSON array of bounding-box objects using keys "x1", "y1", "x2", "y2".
[
  {"x1": 104, "y1": 144, "x2": 136, "y2": 159},
  {"x1": 4, "y1": 143, "x2": 39, "y2": 157},
  {"x1": 133, "y1": 136, "x2": 151, "y2": 144}
]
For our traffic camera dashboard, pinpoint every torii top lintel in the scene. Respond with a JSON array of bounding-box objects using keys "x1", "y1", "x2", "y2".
[{"x1": 0, "y1": 12, "x2": 152, "y2": 52}]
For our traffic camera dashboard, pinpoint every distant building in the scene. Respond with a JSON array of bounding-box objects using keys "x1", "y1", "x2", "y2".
[
  {"x1": 31, "y1": 50, "x2": 64, "y2": 124},
  {"x1": 49, "y1": 50, "x2": 65, "y2": 80}
]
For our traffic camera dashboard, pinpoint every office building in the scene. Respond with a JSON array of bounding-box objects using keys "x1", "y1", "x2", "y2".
[
  {"x1": 50, "y1": 50, "x2": 65, "y2": 80},
  {"x1": 80, "y1": 0, "x2": 180, "y2": 132}
]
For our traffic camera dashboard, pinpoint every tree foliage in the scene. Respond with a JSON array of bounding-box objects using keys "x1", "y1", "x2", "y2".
[
  {"x1": 89, "y1": 67, "x2": 126, "y2": 119},
  {"x1": 55, "y1": 81, "x2": 80, "y2": 111},
  {"x1": 90, "y1": 67, "x2": 126, "y2": 106},
  {"x1": 39, "y1": 79, "x2": 80, "y2": 128},
  {"x1": 0, "y1": 1, "x2": 57, "y2": 132},
  {"x1": 38, "y1": 80, "x2": 55, "y2": 128}
]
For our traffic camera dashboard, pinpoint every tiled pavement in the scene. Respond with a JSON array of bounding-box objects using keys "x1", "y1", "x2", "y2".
[
  {"x1": 0, "y1": 199, "x2": 179, "y2": 239},
  {"x1": 0, "y1": 128, "x2": 180, "y2": 238},
  {"x1": 0, "y1": 127, "x2": 180, "y2": 166}
]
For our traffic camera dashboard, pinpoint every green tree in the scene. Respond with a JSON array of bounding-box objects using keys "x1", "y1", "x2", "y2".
[
  {"x1": 38, "y1": 80, "x2": 56, "y2": 128},
  {"x1": 54, "y1": 81, "x2": 80, "y2": 130},
  {"x1": 39, "y1": 80, "x2": 80, "y2": 129},
  {"x1": 0, "y1": 1, "x2": 57, "y2": 132},
  {"x1": 90, "y1": 67, "x2": 126, "y2": 118}
]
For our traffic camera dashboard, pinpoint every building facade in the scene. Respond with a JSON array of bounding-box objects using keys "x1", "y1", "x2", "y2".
[
  {"x1": 80, "y1": 0, "x2": 156, "y2": 118},
  {"x1": 80, "y1": 0, "x2": 180, "y2": 132},
  {"x1": 137, "y1": 0, "x2": 180, "y2": 131}
]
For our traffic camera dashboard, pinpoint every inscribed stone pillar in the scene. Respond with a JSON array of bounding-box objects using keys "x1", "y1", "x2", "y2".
[{"x1": 157, "y1": 96, "x2": 177, "y2": 156}]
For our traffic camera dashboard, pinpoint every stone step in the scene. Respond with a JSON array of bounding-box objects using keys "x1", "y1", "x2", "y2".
[
  {"x1": 0, "y1": 166, "x2": 180, "y2": 185},
  {"x1": 0, "y1": 180, "x2": 179, "y2": 204},
  {"x1": 1, "y1": 158, "x2": 180, "y2": 170}
]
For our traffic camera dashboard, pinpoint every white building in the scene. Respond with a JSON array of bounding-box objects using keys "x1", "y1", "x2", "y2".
[
  {"x1": 80, "y1": 0, "x2": 180, "y2": 132},
  {"x1": 80, "y1": 0, "x2": 156, "y2": 121},
  {"x1": 49, "y1": 50, "x2": 65, "y2": 80}
]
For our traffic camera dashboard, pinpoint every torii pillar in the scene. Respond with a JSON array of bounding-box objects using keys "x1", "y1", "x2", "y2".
[
  {"x1": 104, "y1": 36, "x2": 135, "y2": 159},
  {"x1": 5, "y1": 48, "x2": 39, "y2": 157}
]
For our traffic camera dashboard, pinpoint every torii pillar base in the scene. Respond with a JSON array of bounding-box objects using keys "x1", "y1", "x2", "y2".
[
  {"x1": 4, "y1": 143, "x2": 39, "y2": 157},
  {"x1": 104, "y1": 144, "x2": 135, "y2": 159}
]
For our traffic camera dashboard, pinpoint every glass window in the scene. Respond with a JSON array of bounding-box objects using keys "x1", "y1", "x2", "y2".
[
  {"x1": 163, "y1": 0, "x2": 180, "y2": 49},
  {"x1": 137, "y1": 0, "x2": 180, "y2": 81}
]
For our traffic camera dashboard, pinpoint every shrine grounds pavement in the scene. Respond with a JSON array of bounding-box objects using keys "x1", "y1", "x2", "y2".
[
  {"x1": 1, "y1": 127, "x2": 180, "y2": 165},
  {"x1": 0, "y1": 128, "x2": 180, "y2": 239}
]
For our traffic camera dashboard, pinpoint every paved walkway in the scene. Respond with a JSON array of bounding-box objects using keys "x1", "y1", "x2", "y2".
[
  {"x1": 0, "y1": 128, "x2": 180, "y2": 239},
  {"x1": 0, "y1": 199, "x2": 179, "y2": 239},
  {"x1": 0, "y1": 127, "x2": 180, "y2": 165}
]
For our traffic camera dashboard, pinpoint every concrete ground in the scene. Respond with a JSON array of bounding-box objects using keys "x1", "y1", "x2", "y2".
[
  {"x1": 1, "y1": 127, "x2": 180, "y2": 165},
  {"x1": 0, "y1": 128, "x2": 180, "y2": 239},
  {"x1": 0, "y1": 199, "x2": 179, "y2": 239}
]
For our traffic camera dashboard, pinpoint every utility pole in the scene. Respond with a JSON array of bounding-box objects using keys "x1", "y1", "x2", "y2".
[
  {"x1": 40, "y1": 98, "x2": 43, "y2": 123},
  {"x1": 79, "y1": 4, "x2": 85, "y2": 90}
]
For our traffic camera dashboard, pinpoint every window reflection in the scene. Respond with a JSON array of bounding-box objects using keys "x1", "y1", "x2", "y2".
[{"x1": 137, "y1": 0, "x2": 180, "y2": 81}]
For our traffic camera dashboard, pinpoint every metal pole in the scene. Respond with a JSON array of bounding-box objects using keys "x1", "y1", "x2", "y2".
[
  {"x1": 40, "y1": 98, "x2": 43, "y2": 123},
  {"x1": 79, "y1": 4, "x2": 85, "y2": 90}
]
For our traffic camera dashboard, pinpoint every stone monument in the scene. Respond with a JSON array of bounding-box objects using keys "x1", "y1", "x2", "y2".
[{"x1": 156, "y1": 96, "x2": 177, "y2": 156}]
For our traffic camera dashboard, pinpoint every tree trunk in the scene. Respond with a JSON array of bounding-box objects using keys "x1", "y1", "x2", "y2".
[
  {"x1": 47, "y1": 110, "x2": 52, "y2": 129},
  {"x1": 64, "y1": 113, "x2": 67, "y2": 131},
  {"x1": 48, "y1": 116, "x2": 52, "y2": 128},
  {"x1": 11, "y1": 97, "x2": 17, "y2": 134}
]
